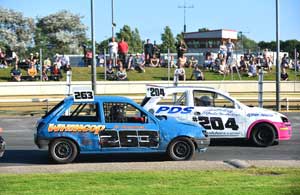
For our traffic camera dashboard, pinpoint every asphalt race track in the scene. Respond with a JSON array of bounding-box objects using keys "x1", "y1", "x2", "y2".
[{"x1": 0, "y1": 113, "x2": 299, "y2": 167}]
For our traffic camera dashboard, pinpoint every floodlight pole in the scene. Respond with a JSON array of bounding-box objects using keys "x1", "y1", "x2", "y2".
[
  {"x1": 91, "y1": 0, "x2": 97, "y2": 94},
  {"x1": 178, "y1": 0, "x2": 194, "y2": 33},
  {"x1": 275, "y1": 0, "x2": 280, "y2": 111},
  {"x1": 111, "y1": 0, "x2": 115, "y2": 38}
]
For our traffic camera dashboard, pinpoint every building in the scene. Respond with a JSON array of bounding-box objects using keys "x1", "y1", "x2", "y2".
[{"x1": 183, "y1": 29, "x2": 238, "y2": 53}]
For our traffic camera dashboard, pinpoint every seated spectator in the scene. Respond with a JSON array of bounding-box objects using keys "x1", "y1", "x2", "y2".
[
  {"x1": 134, "y1": 53, "x2": 146, "y2": 73},
  {"x1": 248, "y1": 60, "x2": 257, "y2": 77},
  {"x1": 43, "y1": 57, "x2": 52, "y2": 71},
  {"x1": 190, "y1": 66, "x2": 204, "y2": 80},
  {"x1": 281, "y1": 68, "x2": 288, "y2": 81},
  {"x1": 10, "y1": 64, "x2": 22, "y2": 81},
  {"x1": 219, "y1": 59, "x2": 229, "y2": 75},
  {"x1": 61, "y1": 54, "x2": 70, "y2": 72},
  {"x1": 27, "y1": 61, "x2": 38, "y2": 80},
  {"x1": 116, "y1": 62, "x2": 128, "y2": 81},
  {"x1": 42, "y1": 65, "x2": 48, "y2": 81},
  {"x1": 203, "y1": 52, "x2": 213, "y2": 70},
  {"x1": 126, "y1": 54, "x2": 135, "y2": 70},
  {"x1": 51, "y1": 63, "x2": 62, "y2": 81},
  {"x1": 106, "y1": 65, "x2": 116, "y2": 80},
  {"x1": 213, "y1": 53, "x2": 223, "y2": 72},
  {"x1": 239, "y1": 56, "x2": 247, "y2": 72},
  {"x1": 174, "y1": 63, "x2": 186, "y2": 82},
  {"x1": 170, "y1": 55, "x2": 177, "y2": 68},
  {"x1": 150, "y1": 54, "x2": 160, "y2": 67},
  {"x1": 187, "y1": 56, "x2": 198, "y2": 68}
]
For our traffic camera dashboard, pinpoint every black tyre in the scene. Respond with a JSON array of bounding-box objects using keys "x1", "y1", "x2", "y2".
[
  {"x1": 167, "y1": 137, "x2": 195, "y2": 161},
  {"x1": 251, "y1": 123, "x2": 276, "y2": 147},
  {"x1": 49, "y1": 138, "x2": 78, "y2": 164}
]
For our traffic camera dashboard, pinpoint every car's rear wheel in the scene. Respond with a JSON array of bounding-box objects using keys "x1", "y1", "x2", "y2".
[
  {"x1": 251, "y1": 123, "x2": 276, "y2": 147},
  {"x1": 49, "y1": 138, "x2": 78, "y2": 164},
  {"x1": 167, "y1": 137, "x2": 195, "y2": 160}
]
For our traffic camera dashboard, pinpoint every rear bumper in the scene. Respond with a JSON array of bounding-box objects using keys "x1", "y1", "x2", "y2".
[
  {"x1": 0, "y1": 136, "x2": 5, "y2": 157},
  {"x1": 194, "y1": 137, "x2": 210, "y2": 152},
  {"x1": 34, "y1": 134, "x2": 49, "y2": 149}
]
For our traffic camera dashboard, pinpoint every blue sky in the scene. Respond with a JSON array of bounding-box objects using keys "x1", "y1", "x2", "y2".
[{"x1": 1, "y1": 0, "x2": 300, "y2": 43}]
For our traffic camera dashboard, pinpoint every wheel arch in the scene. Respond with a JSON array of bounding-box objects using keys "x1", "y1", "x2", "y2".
[
  {"x1": 49, "y1": 136, "x2": 80, "y2": 152},
  {"x1": 167, "y1": 136, "x2": 197, "y2": 150},
  {"x1": 246, "y1": 120, "x2": 278, "y2": 140}
]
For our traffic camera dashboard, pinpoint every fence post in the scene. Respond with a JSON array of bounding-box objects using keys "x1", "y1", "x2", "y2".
[
  {"x1": 168, "y1": 48, "x2": 170, "y2": 85},
  {"x1": 258, "y1": 67, "x2": 264, "y2": 108}
]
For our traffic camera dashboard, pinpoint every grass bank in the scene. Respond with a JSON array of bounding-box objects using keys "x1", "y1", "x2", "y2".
[{"x1": 1, "y1": 168, "x2": 300, "y2": 195}]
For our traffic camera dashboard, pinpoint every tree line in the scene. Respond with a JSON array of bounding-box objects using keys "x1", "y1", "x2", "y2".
[{"x1": 1, "y1": 7, "x2": 299, "y2": 59}]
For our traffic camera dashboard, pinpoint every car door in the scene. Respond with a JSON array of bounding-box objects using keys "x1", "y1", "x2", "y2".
[
  {"x1": 100, "y1": 102, "x2": 160, "y2": 152},
  {"x1": 192, "y1": 90, "x2": 246, "y2": 138}
]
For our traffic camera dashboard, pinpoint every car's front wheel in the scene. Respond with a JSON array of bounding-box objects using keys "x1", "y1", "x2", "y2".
[
  {"x1": 167, "y1": 137, "x2": 195, "y2": 160},
  {"x1": 251, "y1": 123, "x2": 276, "y2": 147},
  {"x1": 49, "y1": 138, "x2": 78, "y2": 164}
]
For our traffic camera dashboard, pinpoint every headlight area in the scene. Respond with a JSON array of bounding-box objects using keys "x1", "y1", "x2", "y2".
[{"x1": 281, "y1": 116, "x2": 289, "y2": 123}]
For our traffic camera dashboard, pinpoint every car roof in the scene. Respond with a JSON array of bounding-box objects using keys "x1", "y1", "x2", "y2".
[{"x1": 65, "y1": 95, "x2": 136, "y2": 104}]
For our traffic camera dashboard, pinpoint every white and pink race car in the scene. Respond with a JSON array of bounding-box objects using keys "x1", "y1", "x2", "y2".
[{"x1": 142, "y1": 85, "x2": 292, "y2": 147}]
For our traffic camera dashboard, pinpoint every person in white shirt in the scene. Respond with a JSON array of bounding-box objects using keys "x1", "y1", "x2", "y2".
[
  {"x1": 108, "y1": 37, "x2": 118, "y2": 65},
  {"x1": 226, "y1": 38, "x2": 235, "y2": 62}
]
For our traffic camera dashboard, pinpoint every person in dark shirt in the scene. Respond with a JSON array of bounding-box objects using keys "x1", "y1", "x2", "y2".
[
  {"x1": 144, "y1": 39, "x2": 154, "y2": 65},
  {"x1": 281, "y1": 68, "x2": 288, "y2": 81},
  {"x1": 10, "y1": 64, "x2": 22, "y2": 81}
]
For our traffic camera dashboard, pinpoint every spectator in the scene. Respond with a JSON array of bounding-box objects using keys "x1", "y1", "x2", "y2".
[
  {"x1": 54, "y1": 53, "x2": 62, "y2": 69},
  {"x1": 10, "y1": 64, "x2": 22, "y2": 81},
  {"x1": 6, "y1": 48, "x2": 18, "y2": 67},
  {"x1": 203, "y1": 52, "x2": 213, "y2": 70},
  {"x1": 213, "y1": 53, "x2": 223, "y2": 72},
  {"x1": 126, "y1": 54, "x2": 135, "y2": 70},
  {"x1": 106, "y1": 64, "x2": 116, "y2": 80},
  {"x1": 248, "y1": 60, "x2": 257, "y2": 77},
  {"x1": 33, "y1": 52, "x2": 40, "y2": 71},
  {"x1": 61, "y1": 54, "x2": 70, "y2": 72},
  {"x1": 170, "y1": 55, "x2": 177, "y2": 68},
  {"x1": 226, "y1": 38, "x2": 235, "y2": 62},
  {"x1": 43, "y1": 57, "x2": 52, "y2": 71},
  {"x1": 0, "y1": 48, "x2": 7, "y2": 68},
  {"x1": 27, "y1": 61, "x2": 38, "y2": 80},
  {"x1": 219, "y1": 41, "x2": 227, "y2": 58},
  {"x1": 176, "y1": 39, "x2": 187, "y2": 58},
  {"x1": 85, "y1": 50, "x2": 93, "y2": 67},
  {"x1": 177, "y1": 55, "x2": 187, "y2": 68},
  {"x1": 51, "y1": 63, "x2": 62, "y2": 81},
  {"x1": 118, "y1": 37, "x2": 128, "y2": 66},
  {"x1": 219, "y1": 59, "x2": 229, "y2": 75},
  {"x1": 108, "y1": 37, "x2": 118, "y2": 65},
  {"x1": 190, "y1": 65, "x2": 204, "y2": 80},
  {"x1": 42, "y1": 65, "x2": 49, "y2": 81},
  {"x1": 134, "y1": 53, "x2": 146, "y2": 73},
  {"x1": 281, "y1": 68, "x2": 288, "y2": 81},
  {"x1": 150, "y1": 53, "x2": 160, "y2": 67},
  {"x1": 281, "y1": 54, "x2": 289, "y2": 69},
  {"x1": 239, "y1": 56, "x2": 247, "y2": 72},
  {"x1": 116, "y1": 61, "x2": 128, "y2": 81},
  {"x1": 153, "y1": 40, "x2": 160, "y2": 59},
  {"x1": 174, "y1": 63, "x2": 186, "y2": 82},
  {"x1": 187, "y1": 56, "x2": 198, "y2": 68},
  {"x1": 144, "y1": 39, "x2": 154, "y2": 65}
]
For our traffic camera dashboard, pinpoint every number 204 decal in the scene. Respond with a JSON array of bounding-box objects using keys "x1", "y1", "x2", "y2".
[{"x1": 193, "y1": 116, "x2": 239, "y2": 130}]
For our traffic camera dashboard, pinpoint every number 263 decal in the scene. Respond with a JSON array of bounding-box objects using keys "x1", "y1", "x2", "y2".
[{"x1": 193, "y1": 116, "x2": 239, "y2": 130}]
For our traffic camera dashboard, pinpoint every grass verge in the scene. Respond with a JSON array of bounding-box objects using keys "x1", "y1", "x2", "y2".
[{"x1": 0, "y1": 168, "x2": 300, "y2": 195}]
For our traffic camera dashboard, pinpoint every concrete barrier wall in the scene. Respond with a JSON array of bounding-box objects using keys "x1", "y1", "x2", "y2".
[{"x1": 0, "y1": 81, "x2": 299, "y2": 96}]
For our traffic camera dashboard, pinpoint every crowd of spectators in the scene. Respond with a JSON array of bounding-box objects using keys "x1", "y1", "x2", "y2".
[{"x1": 0, "y1": 47, "x2": 72, "y2": 82}]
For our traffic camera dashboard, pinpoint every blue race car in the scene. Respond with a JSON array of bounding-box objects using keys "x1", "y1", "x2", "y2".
[{"x1": 35, "y1": 90, "x2": 209, "y2": 163}]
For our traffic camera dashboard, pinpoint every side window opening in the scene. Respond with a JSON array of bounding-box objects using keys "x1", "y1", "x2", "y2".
[
  {"x1": 193, "y1": 90, "x2": 235, "y2": 108},
  {"x1": 157, "y1": 92, "x2": 186, "y2": 106},
  {"x1": 58, "y1": 103, "x2": 100, "y2": 122},
  {"x1": 103, "y1": 102, "x2": 148, "y2": 123}
]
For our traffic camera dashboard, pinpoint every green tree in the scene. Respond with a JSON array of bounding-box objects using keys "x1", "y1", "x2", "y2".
[
  {"x1": 35, "y1": 10, "x2": 87, "y2": 56},
  {"x1": 0, "y1": 7, "x2": 35, "y2": 56},
  {"x1": 160, "y1": 26, "x2": 176, "y2": 53},
  {"x1": 116, "y1": 25, "x2": 142, "y2": 53},
  {"x1": 238, "y1": 35, "x2": 257, "y2": 52}
]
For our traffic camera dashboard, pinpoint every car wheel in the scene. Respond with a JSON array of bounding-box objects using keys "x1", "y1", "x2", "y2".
[
  {"x1": 251, "y1": 123, "x2": 276, "y2": 147},
  {"x1": 49, "y1": 138, "x2": 78, "y2": 164},
  {"x1": 167, "y1": 137, "x2": 195, "y2": 161}
]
